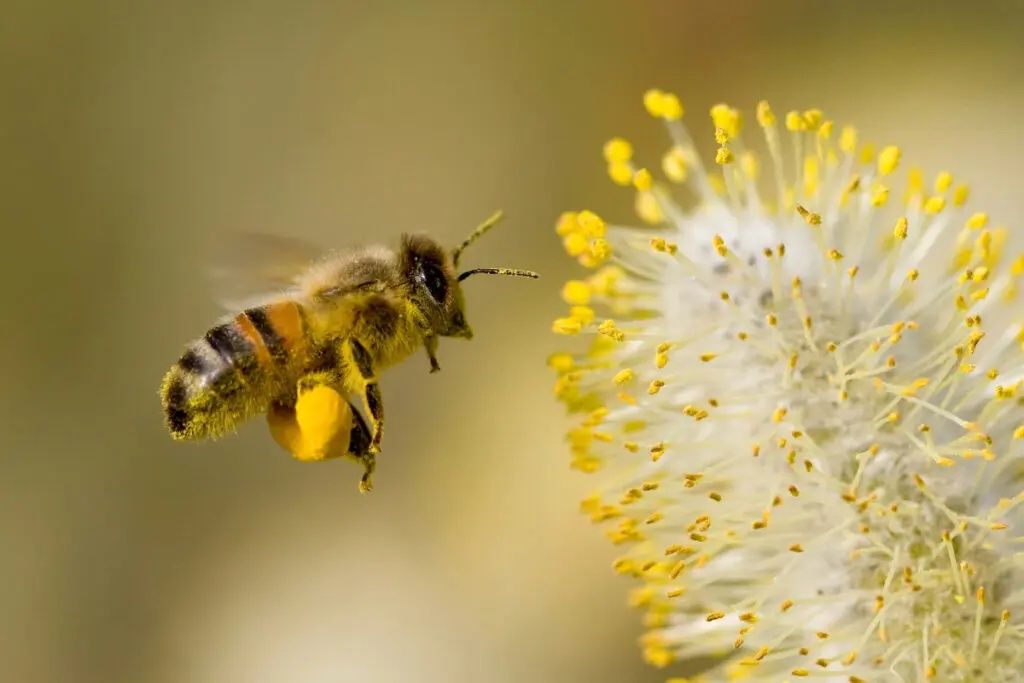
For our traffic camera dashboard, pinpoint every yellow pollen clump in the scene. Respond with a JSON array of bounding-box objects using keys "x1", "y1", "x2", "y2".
[{"x1": 756, "y1": 100, "x2": 776, "y2": 127}]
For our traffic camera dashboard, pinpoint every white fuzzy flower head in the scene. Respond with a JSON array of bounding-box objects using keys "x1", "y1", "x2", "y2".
[{"x1": 552, "y1": 92, "x2": 1024, "y2": 681}]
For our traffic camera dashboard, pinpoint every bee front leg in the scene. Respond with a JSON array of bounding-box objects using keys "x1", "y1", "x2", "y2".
[
  {"x1": 424, "y1": 335, "x2": 441, "y2": 373},
  {"x1": 343, "y1": 338, "x2": 384, "y2": 454}
]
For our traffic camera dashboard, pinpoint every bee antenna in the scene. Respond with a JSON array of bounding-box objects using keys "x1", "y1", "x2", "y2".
[
  {"x1": 452, "y1": 209, "x2": 504, "y2": 267},
  {"x1": 458, "y1": 268, "x2": 540, "y2": 282}
]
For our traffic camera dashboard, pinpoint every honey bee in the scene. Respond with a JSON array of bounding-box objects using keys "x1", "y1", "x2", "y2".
[{"x1": 160, "y1": 211, "x2": 537, "y2": 492}]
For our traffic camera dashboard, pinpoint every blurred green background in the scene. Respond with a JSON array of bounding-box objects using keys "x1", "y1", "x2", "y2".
[{"x1": 3, "y1": 1, "x2": 1023, "y2": 681}]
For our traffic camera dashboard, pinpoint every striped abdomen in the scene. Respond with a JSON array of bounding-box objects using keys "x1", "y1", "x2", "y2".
[{"x1": 161, "y1": 301, "x2": 307, "y2": 440}]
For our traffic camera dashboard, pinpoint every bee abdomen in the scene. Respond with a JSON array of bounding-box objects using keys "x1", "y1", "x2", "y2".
[
  {"x1": 162, "y1": 322, "x2": 261, "y2": 439},
  {"x1": 161, "y1": 302, "x2": 308, "y2": 440}
]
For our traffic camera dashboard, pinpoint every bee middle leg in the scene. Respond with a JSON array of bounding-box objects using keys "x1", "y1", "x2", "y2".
[
  {"x1": 342, "y1": 338, "x2": 384, "y2": 453},
  {"x1": 346, "y1": 404, "x2": 376, "y2": 493}
]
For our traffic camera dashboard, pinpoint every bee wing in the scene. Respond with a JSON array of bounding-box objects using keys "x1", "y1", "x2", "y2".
[{"x1": 209, "y1": 232, "x2": 326, "y2": 312}]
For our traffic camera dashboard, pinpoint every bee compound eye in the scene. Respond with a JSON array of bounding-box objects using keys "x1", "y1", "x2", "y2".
[{"x1": 422, "y1": 262, "x2": 448, "y2": 303}]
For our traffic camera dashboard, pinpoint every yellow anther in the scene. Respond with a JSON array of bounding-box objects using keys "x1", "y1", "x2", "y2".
[
  {"x1": 714, "y1": 127, "x2": 729, "y2": 145},
  {"x1": 598, "y1": 319, "x2": 625, "y2": 342},
  {"x1": 934, "y1": 171, "x2": 953, "y2": 193},
  {"x1": 706, "y1": 611, "x2": 726, "y2": 622},
  {"x1": 839, "y1": 126, "x2": 858, "y2": 154},
  {"x1": 860, "y1": 142, "x2": 876, "y2": 164},
  {"x1": 546, "y1": 353, "x2": 574, "y2": 372},
  {"x1": 710, "y1": 103, "x2": 741, "y2": 138},
  {"x1": 569, "y1": 305, "x2": 595, "y2": 325},
  {"x1": 953, "y1": 184, "x2": 970, "y2": 205},
  {"x1": 661, "y1": 147, "x2": 688, "y2": 183},
  {"x1": 907, "y1": 269, "x2": 919, "y2": 281},
  {"x1": 871, "y1": 184, "x2": 890, "y2": 206},
  {"x1": 632, "y1": 167, "x2": 653, "y2": 191},
  {"x1": 878, "y1": 145, "x2": 901, "y2": 175},
  {"x1": 554, "y1": 211, "x2": 582, "y2": 237},
  {"x1": 712, "y1": 235, "x2": 728, "y2": 257},
  {"x1": 575, "y1": 212, "x2": 604, "y2": 239},
  {"x1": 818, "y1": 119, "x2": 834, "y2": 139},
  {"x1": 772, "y1": 407, "x2": 788, "y2": 423},
  {"x1": 848, "y1": 265, "x2": 860, "y2": 278},
  {"x1": 589, "y1": 238, "x2": 611, "y2": 262},
  {"x1": 635, "y1": 191, "x2": 664, "y2": 225},
  {"x1": 552, "y1": 317, "x2": 582, "y2": 335},
  {"x1": 612, "y1": 368, "x2": 634, "y2": 385},
  {"x1": 561, "y1": 280, "x2": 591, "y2": 305},
  {"x1": 828, "y1": 249, "x2": 843, "y2": 261},
  {"x1": 602, "y1": 137, "x2": 633, "y2": 163},
  {"x1": 648, "y1": 379, "x2": 665, "y2": 395},
  {"x1": 649, "y1": 237, "x2": 677, "y2": 255},
  {"x1": 785, "y1": 110, "x2": 805, "y2": 131},
  {"x1": 607, "y1": 161, "x2": 633, "y2": 186},
  {"x1": 796, "y1": 204, "x2": 822, "y2": 226},
  {"x1": 967, "y1": 212, "x2": 988, "y2": 230},
  {"x1": 659, "y1": 91, "x2": 684, "y2": 120},
  {"x1": 642, "y1": 89, "x2": 671, "y2": 119},
  {"x1": 641, "y1": 89, "x2": 682, "y2": 120},
  {"x1": 924, "y1": 196, "x2": 946, "y2": 214},
  {"x1": 715, "y1": 147, "x2": 733, "y2": 165},
  {"x1": 699, "y1": 353, "x2": 718, "y2": 363},
  {"x1": 756, "y1": 100, "x2": 776, "y2": 127},
  {"x1": 802, "y1": 109, "x2": 823, "y2": 130},
  {"x1": 893, "y1": 217, "x2": 909, "y2": 241},
  {"x1": 792, "y1": 668, "x2": 809, "y2": 677}
]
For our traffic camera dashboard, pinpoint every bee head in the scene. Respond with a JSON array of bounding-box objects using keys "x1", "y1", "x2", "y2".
[
  {"x1": 400, "y1": 233, "x2": 473, "y2": 339},
  {"x1": 401, "y1": 211, "x2": 538, "y2": 340}
]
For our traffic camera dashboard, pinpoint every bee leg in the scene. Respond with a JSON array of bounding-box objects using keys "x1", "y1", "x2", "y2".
[
  {"x1": 346, "y1": 400, "x2": 376, "y2": 494},
  {"x1": 425, "y1": 335, "x2": 441, "y2": 373},
  {"x1": 344, "y1": 338, "x2": 384, "y2": 454}
]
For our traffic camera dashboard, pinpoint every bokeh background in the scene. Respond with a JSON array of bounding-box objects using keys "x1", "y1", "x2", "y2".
[{"x1": 3, "y1": 1, "x2": 1024, "y2": 681}]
